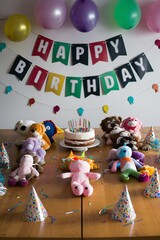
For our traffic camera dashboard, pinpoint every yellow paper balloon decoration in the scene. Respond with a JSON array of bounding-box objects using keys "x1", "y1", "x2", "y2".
[
  {"x1": 4, "y1": 14, "x2": 31, "y2": 42},
  {"x1": 102, "y1": 105, "x2": 109, "y2": 114}
]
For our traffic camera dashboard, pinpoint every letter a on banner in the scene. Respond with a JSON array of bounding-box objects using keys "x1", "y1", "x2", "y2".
[
  {"x1": 45, "y1": 73, "x2": 65, "y2": 96},
  {"x1": 32, "y1": 35, "x2": 53, "y2": 61},
  {"x1": 52, "y1": 41, "x2": 70, "y2": 65},
  {"x1": 115, "y1": 63, "x2": 137, "y2": 88},
  {"x1": 27, "y1": 65, "x2": 48, "y2": 90},
  {"x1": 9, "y1": 55, "x2": 32, "y2": 81}
]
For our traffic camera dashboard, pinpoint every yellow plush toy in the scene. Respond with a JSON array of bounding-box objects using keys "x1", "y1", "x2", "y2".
[{"x1": 29, "y1": 123, "x2": 51, "y2": 150}]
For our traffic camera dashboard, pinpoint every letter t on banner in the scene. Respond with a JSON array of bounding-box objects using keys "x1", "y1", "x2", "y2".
[{"x1": 32, "y1": 35, "x2": 53, "y2": 61}]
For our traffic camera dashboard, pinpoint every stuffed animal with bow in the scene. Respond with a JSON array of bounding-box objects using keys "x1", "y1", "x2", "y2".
[
  {"x1": 60, "y1": 160, "x2": 101, "y2": 196},
  {"x1": 111, "y1": 145, "x2": 149, "y2": 182},
  {"x1": 121, "y1": 117, "x2": 142, "y2": 142}
]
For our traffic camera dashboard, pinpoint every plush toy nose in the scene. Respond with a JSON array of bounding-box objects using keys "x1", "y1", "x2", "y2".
[{"x1": 31, "y1": 128, "x2": 36, "y2": 133}]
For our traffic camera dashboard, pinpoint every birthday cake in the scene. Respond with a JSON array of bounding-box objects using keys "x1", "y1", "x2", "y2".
[{"x1": 64, "y1": 119, "x2": 95, "y2": 147}]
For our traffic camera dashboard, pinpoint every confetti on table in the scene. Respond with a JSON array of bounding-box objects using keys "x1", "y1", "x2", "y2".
[
  {"x1": 88, "y1": 202, "x2": 92, "y2": 207},
  {"x1": 49, "y1": 215, "x2": 56, "y2": 224},
  {"x1": 40, "y1": 188, "x2": 49, "y2": 199},
  {"x1": 8, "y1": 201, "x2": 23, "y2": 212},
  {"x1": 123, "y1": 218, "x2": 143, "y2": 226},
  {"x1": 65, "y1": 210, "x2": 79, "y2": 215}
]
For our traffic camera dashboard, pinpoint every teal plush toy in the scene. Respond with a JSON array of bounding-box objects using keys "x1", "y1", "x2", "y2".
[{"x1": 111, "y1": 145, "x2": 149, "y2": 182}]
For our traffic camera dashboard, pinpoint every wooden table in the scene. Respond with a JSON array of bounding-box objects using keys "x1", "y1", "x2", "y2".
[{"x1": 0, "y1": 128, "x2": 160, "y2": 240}]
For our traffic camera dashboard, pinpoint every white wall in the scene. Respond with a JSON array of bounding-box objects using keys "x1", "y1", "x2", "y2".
[{"x1": 0, "y1": 0, "x2": 160, "y2": 129}]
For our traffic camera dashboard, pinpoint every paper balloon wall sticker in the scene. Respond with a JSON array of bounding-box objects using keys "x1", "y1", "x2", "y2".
[
  {"x1": 102, "y1": 105, "x2": 109, "y2": 114},
  {"x1": 127, "y1": 96, "x2": 134, "y2": 104},
  {"x1": 111, "y1": 185, "x2": 136, "y2": 223},
  {"x1": 144, "y1": 168, "x2": 160, "y2": 198},
  {"x1": 0, "y1": 143, "x2": 10, "y2": 169},
  {"x1": 28, "y1": 98, "x2": 35, "y2": 106},
  {"x1": 5, "y1": 86, "x2": 12, "y2": 94},
  {"x1": 23, "y1": 185, "x2": 48, "y2": 222},
  {"x1": 0, "y1": 42, "x2": 6, "y2": 52},
  {"x1": 53, "y1": 105, "x2": 60, "y2": 114},
  {"x1": 152, "y1": 84, "x2": 159, "y2": 93},
  {"x1": 155, "y1": 39, "x2": 160, "y2": 49},
  {"x1": 77, "y1": 107, "x2": 84, "y2": 116}
]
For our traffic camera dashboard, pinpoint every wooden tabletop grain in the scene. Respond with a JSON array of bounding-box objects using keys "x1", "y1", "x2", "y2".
[{"x1": 0, "y1": 128, "x2": 160, "y2": 240}]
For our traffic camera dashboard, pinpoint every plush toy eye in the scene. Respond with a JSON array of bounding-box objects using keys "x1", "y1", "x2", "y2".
[
  {"x1": 75, "y1": 186, "x2": 78, "y2": 189},
  {"x1": 46, "y1": 126, "x2": 50, "y2": 130},
  {"x1": 85, "y1": 187, "x2": 88, "y2": 190}
]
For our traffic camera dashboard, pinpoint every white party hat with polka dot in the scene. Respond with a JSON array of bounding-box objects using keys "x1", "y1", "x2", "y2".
[
  {"x1": 0, "y1": 143, "x2": 9, "y2": 169},
  {"x1": 144, "y1": 168, "x2": 160, "y2": 198},
  {"x1": 23, "y1": 185, "x2": 48, "y2": 222},
  {"x1": 111, "y1": 185, "x2": 136, "y2": 223}
]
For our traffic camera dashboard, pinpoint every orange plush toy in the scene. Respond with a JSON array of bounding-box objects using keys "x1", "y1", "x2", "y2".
[{"x1": 29, "y1": 123, "x2": 51, "y2": 150}]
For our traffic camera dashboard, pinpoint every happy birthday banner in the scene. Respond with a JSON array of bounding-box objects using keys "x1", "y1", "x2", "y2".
[
  {"x1": 8, "y1": 52, "x2": 153, "y2": 98},
  {"x1": 32, "y1": 34, "x2": 127, "y2": 65}
]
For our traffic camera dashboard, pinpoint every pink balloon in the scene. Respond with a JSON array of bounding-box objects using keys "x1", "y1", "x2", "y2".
[
  {"x1": 146, "y1": 1, "x2": 160, "y2": 32},
  {"x1": 35, "y1": 0, "x2": 67, "y2": 29}
]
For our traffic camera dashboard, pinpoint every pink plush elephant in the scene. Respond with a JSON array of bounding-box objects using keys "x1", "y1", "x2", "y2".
[
  {"x1": 60, "y1": 160, "x2": 101, "y2": 196},
  {"x1": 8, "y1": 154, "x2": 39, "y2": 187}
]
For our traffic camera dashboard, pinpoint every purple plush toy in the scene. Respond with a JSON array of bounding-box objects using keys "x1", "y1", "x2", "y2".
[{"x1": 20, "y1": 137, "x2": 46, "y2": 165}]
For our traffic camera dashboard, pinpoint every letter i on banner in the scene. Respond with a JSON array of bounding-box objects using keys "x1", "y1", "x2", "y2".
[
  {"x1": 45, "y1": 73, "x2": 65, "y2": 96},
  {"x1": 27, "y1": 65, "x2": 48, "y2": 90},
  {"x1": 32, "y1": 35, "x2": 53, "y2": 61},
  {"x1": 9, "y1": 55, "x2": 32, "y2": 81}
]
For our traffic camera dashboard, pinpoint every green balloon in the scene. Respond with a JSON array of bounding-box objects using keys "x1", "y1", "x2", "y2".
[{"x1": 114, "y1": 0, "x2": 141, "y2": 29}]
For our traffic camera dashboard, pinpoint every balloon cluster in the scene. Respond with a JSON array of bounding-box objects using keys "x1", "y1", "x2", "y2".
[{"x1": 3, "y1": 0, "x2": 160, "y2": 42}]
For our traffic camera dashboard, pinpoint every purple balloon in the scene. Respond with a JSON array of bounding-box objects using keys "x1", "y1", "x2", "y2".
[
  {"x1": 70, "y1": 0, "x2": 99, "y2": 32},
  {"x1": 35, "y1": 0, "x2": 67, "y2": 29},
  {"x1": 146, "y1": 1, "x2": 160, "y2": 32}
]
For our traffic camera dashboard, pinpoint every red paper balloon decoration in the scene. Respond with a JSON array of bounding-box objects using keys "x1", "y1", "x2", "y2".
[
  {"x1": 35, "y1": 0, "x2": 67, "y2": 29},
  {"x1": 146, "y1": 1, "x2": 160, "y2": 32},
  {"x1": 70, "y1": 0, "x2": 99, "y2": 32}
]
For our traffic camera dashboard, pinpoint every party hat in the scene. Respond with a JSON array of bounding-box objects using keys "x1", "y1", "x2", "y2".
[
  {"x1": 0, "y1": 143, "x2": 10, "y2": 169},
  {"x1": 111, "y1": 185, "x2": 136, "y2": 222},
  {"x1": 143, "y1": 126, "x2": 155, "y2": 145},
  {"x1": 0, "y1": 182, "x2": 7, "y2": 196},
  {"x1": 23, "y1": 186, "x2": 48, "y2": 222},
  {"x1": 144, "y1": 168, "x2": 160, "y2": 198}
]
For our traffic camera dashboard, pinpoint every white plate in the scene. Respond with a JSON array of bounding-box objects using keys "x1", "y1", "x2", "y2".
[{"x1": 59, "y1": 139, "x2": 100, "y2": 152}]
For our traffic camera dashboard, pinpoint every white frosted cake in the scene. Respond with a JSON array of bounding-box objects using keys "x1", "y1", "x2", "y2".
[{"x1": 64, "y1": 119, "x2": 95, "y2": 147}]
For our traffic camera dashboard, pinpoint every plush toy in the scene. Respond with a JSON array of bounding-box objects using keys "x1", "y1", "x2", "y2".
[
  {"x1": 121, "y1": 117, "x2": 142, "y2": 142},
  {"x1": 14, "y1": 120, "x2": 35, "y2": 147},
  {"x1": 20, "y1": 137, "x2": 46, "y2": 165},
  {"x1": 60, "y1": 160, "x2": 101, "y2": 196},
  {"x1": 111, "y1": 145, "x2": 149, "y2": 182},
  {"x1": 8, "y1": 154, "x2": 39, "y2": 187},
  {"x1": 29, "y1": 123, "x2": 51, "y2": 150},
  {"x1": 106, "y1": 148, "x2": 145, "y2": 171},
  {"x1": 100, "y1": 116, "x2": 122, "y2": 145}
]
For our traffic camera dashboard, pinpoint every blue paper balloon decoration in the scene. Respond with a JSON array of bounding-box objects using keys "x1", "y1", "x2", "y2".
[
  {"x1": 77, "y1": 107, "x2": 84, "y2": 116},
  {"x1": 114, "y1": 0, "x2": 141, "y2": 30},
  {"x1": 70, "y1": 0, "x2": 99, "y2": 32}
]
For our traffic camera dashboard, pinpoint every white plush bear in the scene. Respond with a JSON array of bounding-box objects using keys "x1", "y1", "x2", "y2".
[{"x1": 14, "y1": 120, "x2": 35, "y2": 147}]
